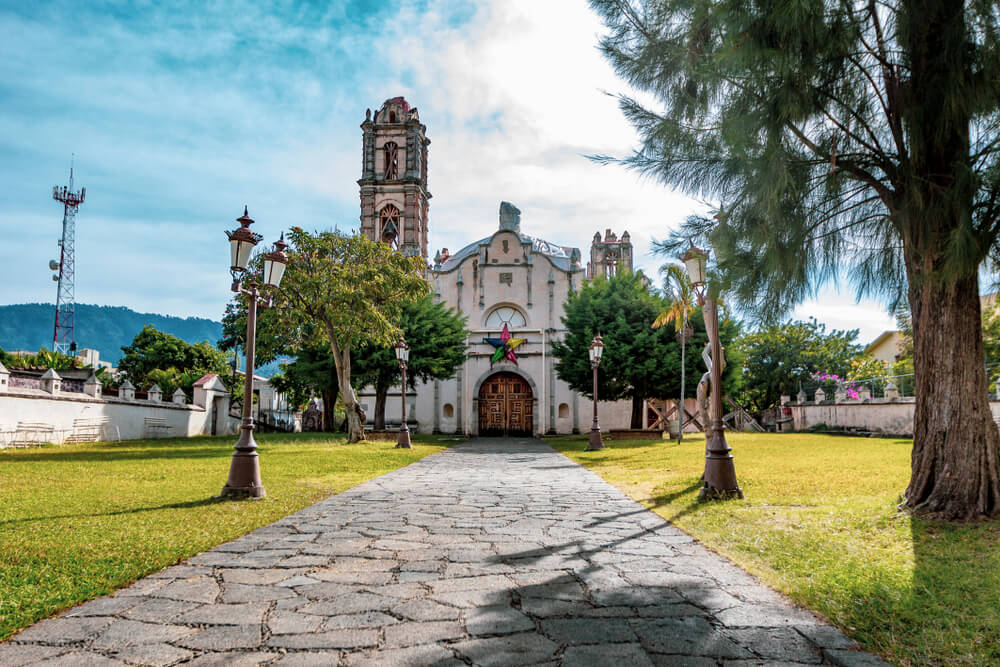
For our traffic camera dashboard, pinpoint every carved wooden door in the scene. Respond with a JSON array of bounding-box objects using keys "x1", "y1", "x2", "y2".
[{"x1": 478, "y1": 372, "x2": 533, "y2": 437}]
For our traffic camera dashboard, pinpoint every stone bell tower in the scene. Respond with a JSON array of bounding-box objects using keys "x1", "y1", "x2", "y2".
[
  {"x1": 587, "y1": 229, "x2": 633, "y2": 279},
  {"x1": 358, "y1": 97, "x2": 431, "y2": 258}
]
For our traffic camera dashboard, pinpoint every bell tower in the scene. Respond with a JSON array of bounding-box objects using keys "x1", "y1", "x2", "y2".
[{"x1": 359, "y1": 97, "x2": 431, "y2": 258}]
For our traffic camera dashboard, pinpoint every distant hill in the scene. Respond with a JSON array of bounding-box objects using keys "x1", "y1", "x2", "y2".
[{"x1": 0, "y1": 303, "x2": 223, "y2": 366}]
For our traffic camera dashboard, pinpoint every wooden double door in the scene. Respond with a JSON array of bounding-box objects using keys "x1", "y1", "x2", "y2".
[{"x1": 478, "y1": 372, "x2": 534, "y2": 437}]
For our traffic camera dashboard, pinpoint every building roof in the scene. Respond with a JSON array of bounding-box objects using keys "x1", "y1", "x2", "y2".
[
  {"x1": 193, "y1": 373, "x2": 218, "y2": 387},
  {"x1": 864, "y1": 330, "x2": 903, "y2": 356},
  {"x1": 438, "y1": 232, "x2": 580, "y2": 273}
]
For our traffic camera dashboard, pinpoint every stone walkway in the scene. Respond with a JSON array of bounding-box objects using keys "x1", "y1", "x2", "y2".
[{"x1": 3, "y1": 439, "x2": 886, "y2": 666}]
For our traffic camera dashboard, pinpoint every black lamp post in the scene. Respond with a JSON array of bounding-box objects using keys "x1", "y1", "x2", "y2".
[
  {"x1": 220, "y1": 207, "x2": 288, "y2": 499},
  {"x1": 586, "y1": 334, "x2": 605, "y2": 451},
  {"x1": 395, "y1": 337, "x2": 412, "y2": 449},
  {"x1": 681, "y1": 245, "x2": 743, "y2": 501}
]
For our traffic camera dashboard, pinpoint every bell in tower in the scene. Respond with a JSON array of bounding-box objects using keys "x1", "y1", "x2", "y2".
[{"x1": 358, "y1": 97, "x2": 432, "y2": 258}]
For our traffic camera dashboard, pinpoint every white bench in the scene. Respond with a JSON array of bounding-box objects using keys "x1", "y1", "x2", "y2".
[
  {"x1": 144, "y1": 417, "x2": 172, "y2": 439},
  {"x1": 66, "y1": 417, "x2": 110, "y2": 443},
  {"x1": 12, "y1": 422, "x2": 57, "y2": 447}
]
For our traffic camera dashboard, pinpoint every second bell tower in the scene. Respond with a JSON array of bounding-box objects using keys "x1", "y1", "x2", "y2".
[{"x1": 358, "y1": 97, "x2": 431, "y2": 258}]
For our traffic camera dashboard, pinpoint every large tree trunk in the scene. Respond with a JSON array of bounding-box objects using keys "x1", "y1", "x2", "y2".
[
  {"x1": 373, "y1": 385, "x2": 388, "y2": 431},
  {"x1": 904, "y1": 274, "x2": 1000, "y2": 519},
  {"x1": 897, "y1": 0, "x2": 1000, "y2": 519},
  {"x1": 630, "y1": 394, "x2": 644, "y2": 429},
  {"x1": 328, "y1": 338, "x2": 366, "y2": 443}
]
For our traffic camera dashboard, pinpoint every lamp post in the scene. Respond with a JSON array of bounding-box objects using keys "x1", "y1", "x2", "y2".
[
  {"x1": 586, "y1": 334, "x2": 605, "y2": 451},
  {"x1": 680, "y1": 245, "x2": 742, "y2": 501},
  {"x1": 220, "y1": 207, "x2": 288, "y2": 499},
  {"x1": 395, "y1": 337, "x2": 412, "y2": 449}
]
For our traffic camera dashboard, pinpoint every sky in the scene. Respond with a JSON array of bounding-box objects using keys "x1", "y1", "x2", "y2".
[{"x1": 0, "y1": 0, "x2": 896, "y2": 342}]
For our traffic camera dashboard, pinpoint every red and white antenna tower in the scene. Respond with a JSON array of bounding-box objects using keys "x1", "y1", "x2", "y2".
[{"x1": 50, "y1": 158, "x2": 85, "y2": 356}]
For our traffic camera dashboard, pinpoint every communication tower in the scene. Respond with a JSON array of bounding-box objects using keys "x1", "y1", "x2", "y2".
[{"x1": 50, "y1": 160, "x2": 85, "y2": 355}]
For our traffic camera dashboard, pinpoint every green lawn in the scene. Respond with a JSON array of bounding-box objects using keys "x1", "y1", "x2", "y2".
[
  {"x1": 0, "y1": 432, "x2": 449, "y2": 640},
  {"x1": 551, "y1": 432, "x2": 1000, "y2": 666}
]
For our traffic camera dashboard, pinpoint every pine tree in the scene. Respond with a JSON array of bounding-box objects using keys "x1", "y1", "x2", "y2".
[{"x1": 591, "y1": 0, "x2": 1000, "y2": 519}]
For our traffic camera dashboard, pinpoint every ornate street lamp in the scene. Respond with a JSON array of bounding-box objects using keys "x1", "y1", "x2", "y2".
[
  {"x1": 394, "y1": 337, "x2": 412, "y2": 449},
  {"x1": 220, "y1": 207, "x2": 288, "y2": 499},
  {"x1": 586, "y1": 334, "x2": 605, "y2": 451},
  {"x1": 680, "y1": 245, "x2": 743, "y2": 501}
]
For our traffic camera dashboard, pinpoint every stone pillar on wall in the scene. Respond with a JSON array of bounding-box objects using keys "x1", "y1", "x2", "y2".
[
  {"x1": 84, "y1": 372, "x2": 102, "y2": 398},
  {"x1": 814, "y1": 387, "x2": 826, "y2": 403},
  {"x1": 148, "y1": 384, "x2": 163, "y2": 402},
  {"x1": 834, "y1": 387, "x2": 846, "y2": 403},
  {"x1": 40, "y1": 369, "x2": 61, "y2": 394},
  {"x1": 797, "y1": 388, "x2": 806, "y2": 404},
  {"x1": 858, "y1": 386, "x2": 871, "y2": 401},
  {"x1": 884, "y1": 382, "x2": 899, "y2": 400},
  {"x1": 173, "y1": 388, "x2": 187, "y2": 405},
  {"x1": 120, "y1": 379, "x2": 136, "y2": 401},
  {"x1": 0, "y1": 362, "x2": 8, "y2": 394}
]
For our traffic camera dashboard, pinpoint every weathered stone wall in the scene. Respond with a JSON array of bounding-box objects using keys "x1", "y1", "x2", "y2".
[{"x1": 789, "y1": 398, "x2": 1000, "y2": 436}]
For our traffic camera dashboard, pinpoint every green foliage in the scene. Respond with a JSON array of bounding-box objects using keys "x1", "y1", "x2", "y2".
[
  {"x1": 0, "y1": 347, "x2": 82, "y2": 370},
  {"x1": 552, "y1": 273, "x2": 740, "y2": 406},
  {"x1": 0, "y1": 433, "x2": 449, "y2": 641},
  {"x1": 273, "y1": 229, "x2": 429, "y2": 354},
  {"x1": 353, "y1": 295, "x2": 468, "y2": 425},
  {"x1": 735, "y1": 319, "x2": 863, "y2": 411},
  {"x1": 271, "y1": 229, "x2": 429, "y2": 441},
  {"x1": 117, "y1": 325, "x2": 231, "y2": 399},
  {"x1": 0, "y1": 303, "x2": 222, "y2": 366},
  {"x1": 592, "y1": 0, "x2": 1000, "y2": 314},
  {"x1": 555, "y1": 433, "x2": 1000, "y2": 666}
]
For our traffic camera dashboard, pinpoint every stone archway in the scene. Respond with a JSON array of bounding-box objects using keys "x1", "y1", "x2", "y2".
[{"x1": 477, "y1": 371, "x2": 534, "y2": 437}]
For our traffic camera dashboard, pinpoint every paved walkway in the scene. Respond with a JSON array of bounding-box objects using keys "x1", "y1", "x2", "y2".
[{"x1": 4, "y1": 439, "x2": 885, "y2": 666}]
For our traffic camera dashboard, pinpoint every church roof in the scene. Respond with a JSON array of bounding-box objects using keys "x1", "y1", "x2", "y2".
[{"x1": 438, "y1": 232, "x2": 580, "y2": 273}]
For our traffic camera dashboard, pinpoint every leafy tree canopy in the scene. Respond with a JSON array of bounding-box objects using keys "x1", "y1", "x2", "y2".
[
  {"x1": 271, "y1": 228, "x2": 429, "y2": 442},
  {"x1": 552, "y1": 272, "x2": 740, "y2": 428},
  {"x1": 117, "y1": 325, "x2": 231, "y2": 397},
  {"x1": 353, "y1": 295, "x2": 468, "y2": 430},
  {"x1": 735, "y1": 319, "x2": 863, "y2": 412}
]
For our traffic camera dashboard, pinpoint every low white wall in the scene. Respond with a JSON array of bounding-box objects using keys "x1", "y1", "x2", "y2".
[
  {"x1": 789, "y1": 398, "x2": 1000, "y2": 436},
  {"x1": 0, "y1": 391, "x2": 238, "y2": 445}
]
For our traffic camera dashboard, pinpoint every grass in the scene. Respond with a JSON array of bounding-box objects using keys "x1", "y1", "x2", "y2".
[
  {"x1": 0, "y1": 432, "x2": 449, "y2": 640},
  {"x1": 550, "y1": 432, "x2": 1000, "y2": 666}
]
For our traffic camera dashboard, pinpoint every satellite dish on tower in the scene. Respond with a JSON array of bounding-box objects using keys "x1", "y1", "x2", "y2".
[{"x1": 49, "y1": 260, "x2": 59, "y2": 270}]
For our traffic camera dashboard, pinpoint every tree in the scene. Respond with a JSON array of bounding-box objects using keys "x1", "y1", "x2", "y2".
[
  {"x1": 591, "y1": 1, "x2": 1000, "y2": 518},
  {"x1": 353, "y1": 295, "x2": 467, "y2": 430},
  {"x1": 552, "y1": 272, "x2": 740, "y2": 428},
  {"x1": 268, "y1": 343, "x2": 340, "y2": 432},
  {"x1": 117, "y1": 325, "x2": 231, "y2": 398},
  {"x1": 653, "y1": 263, "x2": 697, "y2": 437},
  {"x1": 736, "y1": 319, "x2": 863, "y2": 413},
  {"x1": 271, "y1": 229, "x2": 428, "y2": 442}
]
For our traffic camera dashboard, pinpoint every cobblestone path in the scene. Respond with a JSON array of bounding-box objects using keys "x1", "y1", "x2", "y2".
[{"x1": 4, "y1": 439, "x2": 886, "y2": 666}]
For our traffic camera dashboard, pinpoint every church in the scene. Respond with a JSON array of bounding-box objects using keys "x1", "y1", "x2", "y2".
[{"x1": 356, "y1": 97, "x2": 635, "y2": 436}]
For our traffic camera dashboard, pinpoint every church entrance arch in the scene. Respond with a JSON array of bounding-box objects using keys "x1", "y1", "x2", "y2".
[{"x1": 477, "y1": 372, "x2": 534, "y2": 437}]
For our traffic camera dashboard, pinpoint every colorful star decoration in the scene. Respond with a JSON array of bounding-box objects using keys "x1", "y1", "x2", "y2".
[{"x1": 483, "y1": 323, "x2": 526, "y2": 367}]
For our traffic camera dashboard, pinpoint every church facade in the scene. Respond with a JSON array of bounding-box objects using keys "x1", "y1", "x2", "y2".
[{"x1": 356, "y1": 97, "x2": 635, "y2": 436}]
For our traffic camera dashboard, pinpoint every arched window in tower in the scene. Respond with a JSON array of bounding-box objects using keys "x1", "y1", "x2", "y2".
[
  {"x1": 379, "y1": 204, "x2": 400, "y2": 247},
  {"x1": 485, "y1": 306, "x2": 527, "y2": 329},
  {"x1": 383, "y1": 142, "x2": 399, "y2": 179}
]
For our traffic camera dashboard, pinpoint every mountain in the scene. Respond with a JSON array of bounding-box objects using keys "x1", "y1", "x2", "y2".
[{"x1": 0, "y1": 303, "x2": 223, "y2": 366}]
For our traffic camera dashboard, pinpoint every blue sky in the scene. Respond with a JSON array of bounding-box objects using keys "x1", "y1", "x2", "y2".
[{"x1": 0, "y1": 1, "x2": 895, "y2": 341}]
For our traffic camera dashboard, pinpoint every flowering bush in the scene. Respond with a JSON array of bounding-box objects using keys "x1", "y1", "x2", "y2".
[{"x1": 812, "y1": 372, "x2": 860, "y2": 400}]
